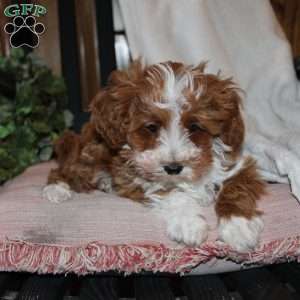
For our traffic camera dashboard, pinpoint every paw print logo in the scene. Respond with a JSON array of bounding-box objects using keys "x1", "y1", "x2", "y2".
[{"x1": 4, "y1": 16, "x2": 45, "y2": 48}]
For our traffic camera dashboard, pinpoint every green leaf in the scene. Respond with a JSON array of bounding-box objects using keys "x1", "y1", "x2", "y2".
[
  {"x1": 15, "y1": 126, "x2": 37, "y2": 147},
  {"x1": 0, "y1": 168, "x2": 9, "y2": 183},
  {"x1": 16, "y1": 81, "x2": 35, "y2": 101},
  {"x1": 45, "y1": 77, "x2": 66, "y2": 95},
  {"x1": 10, "y1": 48, "x2": 25, "y2": 61},
  {"x1": 33, "y1": 105, "x2": 48, "y2": 115},
  {"x1": 0, "y1": 102, "x2": 13, "y2": 123},
  {"x1": 0, "y1": 56, "x2": 5, "y2": 67},
  {"x1": 51, "y1": 114, "x2": 65, "y2": 132},
  {"x1": 17, "y1": 105, "x2": 32, "y2": 116},
  {"x1": 0, "y1": 148, "x2": 17, "y2": 169},
  {"x1": 17, "y1": 148, "x2": 38, "y2": 168},
  {"x1": 31, "y1": 121, "x2": 51, "y2": 134},
  {"x1": 28, "y1": 53, "x2": 46, "y2": 69},
  {"x1": 0, "y1": 122, "x2": 16, "y2": 139},
  {"x1": 0, "y1": 49, "x2": 70, "y2": 183},
  {"x1": 50, "y1": 132, "x2": 59, "y2": 141}
]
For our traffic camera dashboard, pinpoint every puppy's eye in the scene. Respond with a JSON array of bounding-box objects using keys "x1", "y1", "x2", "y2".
[
  {"x1": 145, "y1": 123, "x2": 160, "y2": 134},
  {"x1": 188, "y1": 122, "x2": 204, "y2": 133}
]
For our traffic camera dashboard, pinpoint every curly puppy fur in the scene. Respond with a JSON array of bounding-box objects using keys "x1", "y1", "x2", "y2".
[{"x1": 45, "y1": 61, "x2": 266, "y2": 251}]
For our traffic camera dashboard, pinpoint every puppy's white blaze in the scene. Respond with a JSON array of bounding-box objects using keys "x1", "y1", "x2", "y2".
[
  {"x1": 158, "y1": 67, "x2": 202, "y2": 163},
  {"x1": 149, "y1": 64, "x2": 204, "y2": 163},
  {"x1": 154, "y1": 63, "x2": 200, "y2": 109},
  {"x1": 156, "y1": 64, "x2": 177, "y2": 100},
  {"x1": 158, "y1": 116, "x2": 201, "y2": 162},
  {"x1": 137, "y1": 88, "x2": 201, "y2": 168}
]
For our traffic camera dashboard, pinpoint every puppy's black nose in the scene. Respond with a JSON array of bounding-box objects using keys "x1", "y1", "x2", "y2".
[{"x1": 163, "y1": 163, "x2": 183, "y2": 175}]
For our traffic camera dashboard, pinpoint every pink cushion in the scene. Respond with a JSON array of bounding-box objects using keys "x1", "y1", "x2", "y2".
[{"x1": 0, "y1": 161, "x2": 300, "y2": 274}]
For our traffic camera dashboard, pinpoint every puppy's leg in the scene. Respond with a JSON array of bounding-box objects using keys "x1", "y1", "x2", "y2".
[
  {"x1": 78, "y1": 142, "x2": 113, "y2": 193},
  {"x1": 216, "y1": 157, "x2": 266, "y2": 252},
  {"x1": 43, "y1": 131, "x2": 81, "y2": 203},
  {"x1": 150, "y1": 191, "x2": 209, "y2": 246},
  {"x1": 43, "y1": 175, "x2": 73, "y2": 203},
  {"x1": 43, "y1": 124, "x2": 111, "y2": 202}
]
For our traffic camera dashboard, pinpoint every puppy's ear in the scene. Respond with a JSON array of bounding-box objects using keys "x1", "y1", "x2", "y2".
[
  {"x1": 90, "y1": 60, "x2": 144, "y2": 149},
  {"x1": 216, "y1": 82, "x2": 245, "y2": 157},
  {"x1": 89, "y1": 89, "x2": 129, "y2": 149},
  {"x1": 220, "y1": 98, "x2": 245, "y2": 156},
  {"x1": 201, "y1": 74, "x2": 245, "y2": 156}
]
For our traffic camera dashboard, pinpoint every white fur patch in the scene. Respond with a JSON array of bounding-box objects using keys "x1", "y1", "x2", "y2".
[
  {"x1": 150, "y1": 190, "x2": 209, "y2": 246},
  {"x1": 148, "y1": 63, "x2": 204, "y2": 103},
  {"x1": 167, "y1": 214, "x2": 209, "y2": 246},
  {"x1": 176, "y1": 181, "x2": 217, "y2": 207},
  {"x1": 133, "y1": 177, "x2": 165, "y2": 196},
  {"x1": 171, "y1": 139, "x2": 246, "y2": 207},
  {"x1": 42, "y1": 182, "x2": 73, "y2": 203},
  {"x1": 218, "y1": 216, "x2": 264, "y2": 252},
  {"x1": 95, "y1": 171, "x2": 113, "y2": 193}
]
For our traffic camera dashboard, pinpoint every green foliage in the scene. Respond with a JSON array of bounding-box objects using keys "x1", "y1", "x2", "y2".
[{"x1": 0, "y1": 48, "x2": 73, "y2": 184}]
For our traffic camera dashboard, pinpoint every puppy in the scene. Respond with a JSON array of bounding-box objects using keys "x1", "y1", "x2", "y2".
[{"x1": 43, "y1": 61, "x2": 265, "y2": 252}]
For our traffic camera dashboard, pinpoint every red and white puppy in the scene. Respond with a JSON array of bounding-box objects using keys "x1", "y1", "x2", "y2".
[{"x1": 43, "y1": 61, "x2": 265, "y2": 251}]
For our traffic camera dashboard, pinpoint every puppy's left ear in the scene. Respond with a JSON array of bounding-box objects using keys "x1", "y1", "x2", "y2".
[{"x1": 220, "y1": 88, "x2": 245, "y2": 157}]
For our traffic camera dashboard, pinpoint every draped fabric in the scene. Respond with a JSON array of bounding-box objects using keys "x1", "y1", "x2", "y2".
[{"x1": 119, "y1": 0, "x2": 300, "y2": 200}]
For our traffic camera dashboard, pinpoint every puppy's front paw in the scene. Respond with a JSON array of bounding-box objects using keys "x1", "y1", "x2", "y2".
[
  {"x1": 42, "y1": 182, "x2": 73, "y2": 203},
  {"x1": 167, "y1": 215, "x2": 209, "y2": 246},
  {"x1": 94, "y1": 171, "x2": 113, "y2": 193},
  {"x1": 219, "y1": 216, "x2": 264, "y2": 252},
  {"x1": 97, "y1": 175, "x2": 113, "y2": 193}
]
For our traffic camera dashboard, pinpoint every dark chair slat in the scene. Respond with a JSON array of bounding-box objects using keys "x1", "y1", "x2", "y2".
[
  {"x1": 16, "y1": 275, "x2": 68, "y2": 300},
  {"x1": 79, "y1": 276, "x2": 119, "y2": 300},
  {"x1": 270, "y1": 262, "x2": 300, "y2": 293},
  {"x1": 224, "y1": 267, "x2": 295, "y2": 300},
  {"x1": 135, "y1": 277, "x2": 175, "y2": 300},
  {"x1": 182, "y1": 275, "x2": 232, "y2": 300},
  {"x1": 0, "y1": 272, "x2": 11, "y2": 295},
  {"x1": 1, "y1": 273, "x2": 30, "y2": 294},
  {"x1": 293, "y1": 57, "x2": 300, "y2": 79}
]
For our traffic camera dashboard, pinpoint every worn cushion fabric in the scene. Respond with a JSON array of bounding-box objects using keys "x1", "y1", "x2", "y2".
[{"x1": 0, "y1": 162, "x2": 300, "y2": 274}]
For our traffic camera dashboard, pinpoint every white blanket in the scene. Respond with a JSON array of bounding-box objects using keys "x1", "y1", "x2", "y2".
[{"x1": 119, "y1": 0, "x2": 300, "y2": 200}]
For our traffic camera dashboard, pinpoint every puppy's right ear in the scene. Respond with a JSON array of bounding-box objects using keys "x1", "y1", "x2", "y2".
[
  {"x1": 90, "y1": 89, "x2": 129, "y2": 149},
  {"x1": 90, "y1": 61, "x2": 144, "y2": 149}
]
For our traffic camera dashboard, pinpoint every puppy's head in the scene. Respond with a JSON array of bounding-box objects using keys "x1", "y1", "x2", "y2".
[{"x1": 91, "y1": 61, "x2": 244, "y2": 183}]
